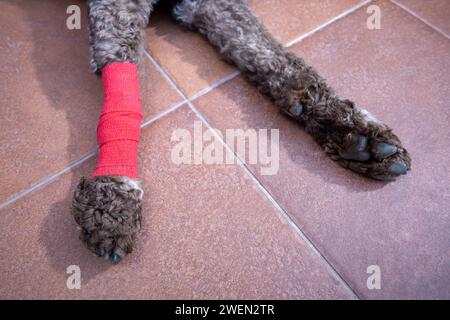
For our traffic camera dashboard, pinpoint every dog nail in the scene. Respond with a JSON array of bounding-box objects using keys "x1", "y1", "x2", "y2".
[
  {"x1": 289, "y1": 103, "x2": 303, "y2": 117},
  {"x1": 375, "y1": 143, "x2": 397, "y2": 158},
  {"x1": 111, "y1": 254, "x2": 122, "y2": 263},
  {"x1": 389, "y1": 162, "x2": 408, "y2": 175},
  {"x1": 352, "y1": 134, "x2": 368, "y2": 151}
]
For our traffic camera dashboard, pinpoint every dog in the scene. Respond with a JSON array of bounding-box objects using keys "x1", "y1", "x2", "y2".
[{"x1": 71, "y1": 0, "x2": 411, "y2": 263}]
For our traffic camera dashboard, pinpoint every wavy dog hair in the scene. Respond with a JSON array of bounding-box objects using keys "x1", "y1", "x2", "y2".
[{"x1": 73, "y1": 0, "x2": 410, "y2": 262}]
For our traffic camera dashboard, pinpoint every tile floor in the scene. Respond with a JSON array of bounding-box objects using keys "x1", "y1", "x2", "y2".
[{"x1": 0, "y1": 0, "x2": 449, "y2": 299}]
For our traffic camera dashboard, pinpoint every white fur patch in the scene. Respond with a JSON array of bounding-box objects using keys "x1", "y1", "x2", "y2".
[
  {"x1": 122, "y1": 176, "x2": 144, "y2": 200},
  {"x1": 173, "y1": 0, "x2": 201, "y2": 26},
  {"x1": 357, "y1": 107, "x2": 380, "y2": 124}
]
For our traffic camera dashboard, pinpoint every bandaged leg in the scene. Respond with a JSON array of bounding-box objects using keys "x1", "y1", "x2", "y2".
[
  {"x1": 72, "y1": 62, "x2": 144, "y2": 263},
  {"x1": 93, "y1": 62, "x2": 142, "y2": 178}
]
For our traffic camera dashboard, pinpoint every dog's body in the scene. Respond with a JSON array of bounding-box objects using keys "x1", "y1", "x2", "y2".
[{"x1": 72, "y1": 0, "x2": 411, "y2": 262}]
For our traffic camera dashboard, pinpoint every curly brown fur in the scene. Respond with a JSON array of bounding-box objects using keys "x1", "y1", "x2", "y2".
[
  {"x1": 71, "y1": 176, "x2": 143, "y2": 263},
  {"x1": 173, "y1": 0, "x2": 411, "y2": 181},
  {"x1": 87, "y1": 0, "x2": 158, "y2": 74},
  {"x1": 80, "y1": 0, "x2": 411, "y2": 261}
]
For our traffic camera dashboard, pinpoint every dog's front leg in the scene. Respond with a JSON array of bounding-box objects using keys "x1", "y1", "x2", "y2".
[
  {"x1": 173, "y1": 0, "x2": 411, "y2": 181},
  {"x1": 71, "y1": 0, "x2": 158, "y2": 263}
]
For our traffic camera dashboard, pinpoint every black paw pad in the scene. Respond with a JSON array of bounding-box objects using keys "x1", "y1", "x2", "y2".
[{"x1": 339, "y1": 134, "x2": 370, "y2": 162}]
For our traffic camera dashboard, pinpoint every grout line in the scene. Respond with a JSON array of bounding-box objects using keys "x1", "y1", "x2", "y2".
[
  {"x1": 185, "y1": 0, "x2": 372, "y2": 104},
  {"x1": 189, "y1": 71, "x2": 241, "y2": 101},
  {"x1": 1, "y1": 2, "x2": 370, "y2": 296},
  {"x1": 390, "y1": 0, "x2": 450, "y2": 39},
  {"x1": 2, "y1": 0, "x2": 370, "y2": 222},
  {"x1": 144, "y1": 50, "x2": 187, "y2": 99},
  {"x1": 145, "y1": 50, "x2": 361, "y2": 300},
  {"x1": 0, "y1": 100, "x2": 186, "y2": 210},
  {"x1": 190, "y1": 102, "x2": 360, "y2": 300},
  {"x1": 140, "y1": 99, "x2": 186, "y2": 128},
  {"x1": 284, "y1": 0, "x2": 372, "y2": 47},
  {"x1": 0, "y1": 150, "x2": 97, "y2": 210}
]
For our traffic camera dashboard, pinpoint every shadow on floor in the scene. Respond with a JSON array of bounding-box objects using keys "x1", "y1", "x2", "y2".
[
  {"x1": 16, "y1": 0, "x2": 112, "y2": 282},
  {"x1": 18, "y1": 0, "x2": 387, "y2": 281}
]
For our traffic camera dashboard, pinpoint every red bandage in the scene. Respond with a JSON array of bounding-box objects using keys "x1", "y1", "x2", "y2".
[{"x1": 92, "y1": 62, "x2": 142, "y2": 178}]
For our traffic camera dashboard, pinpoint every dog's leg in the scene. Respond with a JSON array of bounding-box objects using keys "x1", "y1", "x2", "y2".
[
  {"x1": 71, "y1": 0, "x2": 158, "y2": 263},
  {"x1": 88, "y1": 0, "x2": 157, "y2": 74},
  {"x1": 173, "y1": 0, "x2": 411, "y2": 181}
]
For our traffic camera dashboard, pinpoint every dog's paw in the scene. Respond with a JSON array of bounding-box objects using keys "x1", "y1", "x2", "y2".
[
  {"x1": 71, "y1": 176, "x2": 143, "y2": 263},
  {"x1": 285, "y1": 98, "x2": 412, "y2": 181},
  {"x1": 332, "y1": 131, "x2": 411, "y2": 181},
  {"x1": 323, "y1": 106, "x2": 411, "y2": 181}
]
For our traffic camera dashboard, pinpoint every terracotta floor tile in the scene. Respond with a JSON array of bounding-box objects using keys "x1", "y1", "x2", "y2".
[
  {"x1": 0, "y1": 105, "x2": 353, "y2": 299},
  {"x1": 145, "y1": 9, "x2": 236, "y2": 98},
  {"x1": 193, "y1": 1, "x2": 450, "y2": 298},
  {"x1": 146, "y1": 0, "x2": 364, "y2": 97},
  {"x1": 395, "y1": 0, "x2": 450, "y2": 35},
  {"x1": 250, "y1": 0, "x2": 363, "y2": 43},
  {"x1": 0, "y1": 0, "x2": 182, "y2": 204}
]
